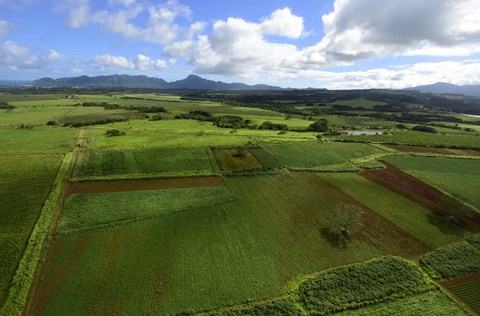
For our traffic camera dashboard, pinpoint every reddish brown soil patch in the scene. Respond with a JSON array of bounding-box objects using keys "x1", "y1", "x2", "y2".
[
  {"x1": 66, "y1": 176, "x2": 223, "y2": 196},
  {"x1": 361, "y1": 163, "x2": 480, "y2": 232},
  {"x1": 387, "y1": 145, "x2": 480, "y2": 156},
  {"x1": 440, "y1": 274, "x2": 480, "y2": 315}
]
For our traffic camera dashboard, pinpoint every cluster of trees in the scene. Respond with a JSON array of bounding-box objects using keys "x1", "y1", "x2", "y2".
[
  {"x1": 63, "y1": 117, "x2": 130, "y2": 127},
  {"x1": 0, "y1": 102, "x2": 15, "y2": 110},
  {"x1": 412, "y1": 125, "x2": 438, "y2": 133},
  {"x1": 81, "y1": 102, "x2": 121, "y2": 110}
]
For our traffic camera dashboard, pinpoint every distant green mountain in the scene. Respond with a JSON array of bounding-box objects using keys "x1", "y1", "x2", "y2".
[
  {"x1": 406, "y1": 82, "x2": 480, "y2": 97},
  {"x1": 30, "y1": 74, "x2": 283, "y2": 90}
]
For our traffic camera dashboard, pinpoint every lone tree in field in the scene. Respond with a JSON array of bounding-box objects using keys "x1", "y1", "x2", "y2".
[{"x1": 335, "y1": 203, "x2": 363, "y2": 238}]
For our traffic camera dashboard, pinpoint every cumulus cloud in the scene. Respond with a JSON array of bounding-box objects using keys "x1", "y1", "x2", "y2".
[
  {"x1": 261, "y1": 8, "x2": 304, "y2": 39},
  {"x1": 65, "y1": 0, "x2": 194, "y2": 45},
  {"x1": 0, "y1": 41, "x2": 63, "y2": 69},
  {"x1": 164, "y1": 7, "x2": 304, "y2": 76},
  {"x1": 164, "y1": 0, "x2": 480, "y2": 84},
  {"x1": 302, "y1": 59, "x2": 480, "y2": 90},
  {"x1": 93, "y1": 54, "x2": 169, "y2": 70},
  {"x1": 306, "y1": 0, "x2": 480, "y2": 66}
]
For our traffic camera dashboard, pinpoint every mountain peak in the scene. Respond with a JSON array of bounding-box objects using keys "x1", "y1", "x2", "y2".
[{"x1": 405, "y1": 82, "x2": 480, "y2": 97}]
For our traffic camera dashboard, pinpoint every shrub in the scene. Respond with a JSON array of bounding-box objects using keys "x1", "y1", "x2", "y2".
[
  {"x1": 308, "y1": 119, "x2": 329, "y2": 132},
  {"x1": 105, "y1": 129, "x2": 126, "y2": 137},
  {"x1": 412, "y1": 125, "x2": 438, "y2": 133}
]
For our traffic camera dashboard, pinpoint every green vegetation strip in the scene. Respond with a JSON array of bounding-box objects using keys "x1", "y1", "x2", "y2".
[
  {"x1": 57, "y1": 186, "x2": 235, "y2": 234},
  {"x1": 420, "y1": 234, "x2": 480, "y2": 280},
  {"x1": 0, "y1": 152, "x2": 73, "y2": 316},
  {"x1": 296, "y1": 256, "x2": 434, "y2": 315}
]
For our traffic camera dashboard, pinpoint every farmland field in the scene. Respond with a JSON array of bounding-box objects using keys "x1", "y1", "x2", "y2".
[
  {"x1": 0, "y1": 154, "x2": 63, "y2": 304},
  {"x1": 441, "y1": 274, "x2": 480, "y2": 314},
  {"x1": 2, "y1": 90, "x2": 480, "y2": 315},
  {"x1": 384, "y1": 156, "x2": 480, "y2": 210},
  {"x1": 262, "y1": 142, "x2": 386, "y2": 170},
  {"x1": 73, "y1": 147, "x2": 218, "y2": 180},
  {"x1": 320, "y1": 173, "x2": 467, "y2": 248},
  {"x1": 29, "y1": 173, "x2": 432, "y2": 315}
]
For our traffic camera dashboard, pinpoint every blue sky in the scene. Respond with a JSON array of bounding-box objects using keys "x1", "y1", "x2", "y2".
[{"x1": 1, "y1": 0, "x2": 479, "y2": 88}]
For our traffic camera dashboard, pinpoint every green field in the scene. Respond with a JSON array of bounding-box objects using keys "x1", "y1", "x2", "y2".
[
  {"x1": 30, "y1": 173, "x2": 431, "y2": 315},
  {"x1": 332, "y1": 129, "x2": 480, "y2": 149},
  {"x1": 0, "y1": 154, "x2": 63, "y2": 304},
  {"x1": 384, "y1": 156, "x2": 480, "y2": 210},
  {"x1": 0, "y1": 127, "x2": 77, "y2": 154},
  {"x1": 58, "y1": 186, "x2": 235, "y2": 234},
  {"x1": 73, "y1": 147, "x2": 218, "y2": 180},
  {"x1": 262, "y1": 142, "x2": 386, "y2": 170},
  {"x1": 320, "y1": 173, "x2": 467, "y2": 248}
]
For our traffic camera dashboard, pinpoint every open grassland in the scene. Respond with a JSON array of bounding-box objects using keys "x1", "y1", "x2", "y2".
[
  {"x1": 73, "y1": 147, "x2": 217, "y2": 180},
  {"x1": 442, "y1": 274, "x2": 480, "y2": 315},
  {"x1": 58, "y1": 185, "x2": 235, "y2": 234},
  {"x1": 262, "y1": 142, "x2": 386, "y2": 170},
  {"x1": 320, "y1": 173, "x2": 467, "y2": 248},
  {"x1": 0, "y1": 127, "x2": 77, "y2": 154},
  {"x1": 384, "y1": 156, "x2": 480, "y2": 210},
  {"x1": 332, "y1": 129, "x2": 480, "y2": 149},
  {"x1": 30, "y1": 173, "x2": 430, "y2": 315},
  {"x1": 84, "y1": 120, "x2": 316, "y2": 150},
  {"x1": 0, "y1": 154, "x2": 63, "y2": 304},
  {"x1": 420, "y1": 235, "x2": 480, "y2": 280}
]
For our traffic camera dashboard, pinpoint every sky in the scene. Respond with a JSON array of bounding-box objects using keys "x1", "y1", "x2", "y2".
[{"x1": 1, "y1": 0, "x2": 480, "y2": 89}]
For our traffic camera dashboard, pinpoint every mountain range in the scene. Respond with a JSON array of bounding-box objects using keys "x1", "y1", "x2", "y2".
[
  {"x1": 30, "y1": 74, "x2": 283, "y2": 90},
  {"x1": 406, "y1": 82, "x2": 480, "y2": 97}
]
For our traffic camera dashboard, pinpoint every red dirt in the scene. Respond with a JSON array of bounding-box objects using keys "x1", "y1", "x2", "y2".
[
  {"x1": 387, "y1": 145, "x2": 480, "y2": 156},
  {"x1": 361, "y1": 163, "x2": 480, "y2": 232},
  {"x1": 65, "y1": 176, "x2": 224, "y2": 196}
]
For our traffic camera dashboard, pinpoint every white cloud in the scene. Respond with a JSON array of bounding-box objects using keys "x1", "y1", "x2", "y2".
[
  {"x1": 0, "y1": 41, "x2": 63, "y2": 69},
  {"x1": 260, "y1": 8, "x2": 304, "y2": 39},
  {"x1": 64, "y1": 0, "x2": 194, "y2": 45},
  {"x1": 164, "y1": 8, "x2": 305, "y2": 76},
  {"x1": 0, "y1": 20, "x2": 12, "y2": 38},
  {"x1": 306, "y1": 0, "x2": 480, "y2": 66},
  {"x1": 108, "y1": 0, "x2": 136, "y2": 7},
  {"x1": 93, "y1": 54, "x2": 169, "y2": 70},
  {"x1": 283, "y1": 59, "x2": 480, "y2": 89}
]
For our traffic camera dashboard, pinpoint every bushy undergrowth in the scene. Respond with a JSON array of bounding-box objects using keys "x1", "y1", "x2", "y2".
[
  {"x1": 420, "y1": 235, "x2": 480, "y2": 280},
  {"x1": 297, "y1": 256, "x2": 433, "y2": 315}
]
